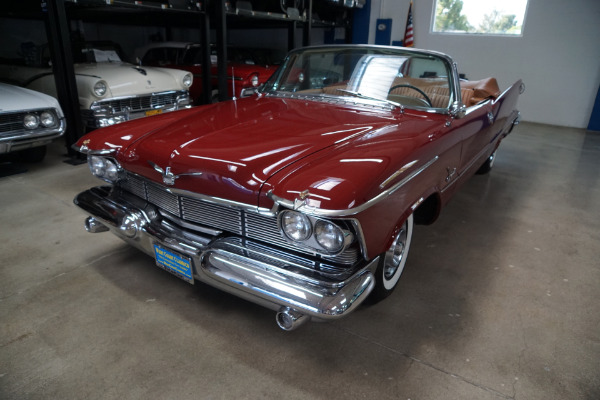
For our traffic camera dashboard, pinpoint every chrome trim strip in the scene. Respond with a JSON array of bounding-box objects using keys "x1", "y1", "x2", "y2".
[{"x1": 268, "y1": 156, "x2": 439, "y2": 218}]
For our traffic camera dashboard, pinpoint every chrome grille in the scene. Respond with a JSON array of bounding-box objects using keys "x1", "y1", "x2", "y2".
[
  {"x1": 97, "y1": 92, "x2": 179, "y2": 112},
  {"x1": 117, "y1": 173, "x2": 359, "y2": 266},
  {"x1": 245, "y1": 212, "x2": 290, "y2": 249},
  {"x1": 146, "y1": 183, "x2": 179, "y2": 215},
  {"x1": 0, "y1": 112, "x2": 23, "y2": 134},
  {"x1": 181, "y1": 197, "x2": 243, "y2": 235}
]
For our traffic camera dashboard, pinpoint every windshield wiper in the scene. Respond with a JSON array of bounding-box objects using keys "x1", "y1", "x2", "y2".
[{"x1": 335, "y1": 89, "x2": 403, "y2": 110}]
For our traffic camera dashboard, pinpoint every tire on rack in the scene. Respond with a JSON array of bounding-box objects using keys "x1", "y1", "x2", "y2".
[{"x1": 369, "y1": 214, "x2": 414, "y2": 303}]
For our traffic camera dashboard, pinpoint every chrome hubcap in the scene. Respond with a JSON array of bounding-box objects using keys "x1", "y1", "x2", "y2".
[{"x1": 384, "y1": 223, "x2": 408, "y2": 280}]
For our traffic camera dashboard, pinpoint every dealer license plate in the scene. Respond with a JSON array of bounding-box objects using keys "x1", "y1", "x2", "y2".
[
  {"x1": 153, "y1": 244, "x2": 194, "y2": 284},
  {"x1": 145, "y1": 109, "x2": 163, "y2": 117}
]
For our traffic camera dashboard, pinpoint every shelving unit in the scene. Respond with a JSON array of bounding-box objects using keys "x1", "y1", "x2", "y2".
[{"x1": 1, "y1": 0, "x2": 361, "y2": 154}]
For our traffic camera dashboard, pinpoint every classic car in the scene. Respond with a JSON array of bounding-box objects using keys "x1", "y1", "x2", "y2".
[
  {"x1": 0, "y1": 41, "x2": 192, "y2": 129},
  {"x1": 73, "y1": 45, "x2": 523, "y2": 330},
  {"x1": 0, "y1": 82, "x2": 66, "y2": 162},
  {"x1": 136, "y1": 42, "x2": 278, "y2": 102}
]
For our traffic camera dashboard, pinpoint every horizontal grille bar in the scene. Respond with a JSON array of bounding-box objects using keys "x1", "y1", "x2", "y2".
[{"x1": 96, "y1": 92, "x2": 178, "y2": 112}]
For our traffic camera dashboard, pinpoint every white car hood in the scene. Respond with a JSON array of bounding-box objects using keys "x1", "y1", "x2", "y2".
[
  {"x1": 0, "y1": 82, "x2": 63, "y2": 116},
  {"x1": 75, "y1": 62, "x2": 187, "y2": 98}
]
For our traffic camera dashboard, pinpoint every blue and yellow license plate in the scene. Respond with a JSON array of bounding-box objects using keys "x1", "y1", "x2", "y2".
[{"x1": 153, "y1": 244, "x2": 194, "y2": 284}]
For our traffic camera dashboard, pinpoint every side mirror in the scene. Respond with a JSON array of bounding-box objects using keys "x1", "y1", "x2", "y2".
[{"x1": 449, "y1": 101, "x2": 467, "y2": 119}]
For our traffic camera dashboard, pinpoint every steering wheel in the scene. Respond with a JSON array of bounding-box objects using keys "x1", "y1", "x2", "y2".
[{"x1": 388, "y1": 84, "x2": 433, "y2": 107}]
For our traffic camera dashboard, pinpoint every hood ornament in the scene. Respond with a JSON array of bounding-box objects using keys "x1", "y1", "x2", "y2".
[
  {"x1": 148, "y1": 161, "x2": 202, "y2": 186},
  {"x1": 293, "y1": 190, "x2": 311, "y2": 210}
]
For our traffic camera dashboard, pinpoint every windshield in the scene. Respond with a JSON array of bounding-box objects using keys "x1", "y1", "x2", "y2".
[
  {"x1": 72, "y1": 42, "x2": 124, "y2": 64},
  {"x1": 262, "y1": 46, "x2": 455, "y2": 111}
]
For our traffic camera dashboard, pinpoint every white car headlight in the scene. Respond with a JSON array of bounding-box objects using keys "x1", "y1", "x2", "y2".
[
  {"x1": 93, "y1": 81, "x2": 107, "y2": 97},
  {"x1": 281, "y1": 210, "x2": 312, "y2": 242},
  {"x1": 314, "y1": 220, "x2": 345, "y2": 253},
  {"x1": 23, "y1": 114, "x2": 40, "y2": 129},
  {"x1": 88, "y1": 155, "x2": 121, "y2": 183},
  {"x1": 183, "y1": 73, "x2": 193, "y2": 88},
  {"x1": 40, "y1": 111, "x2": 57, "y2": 128}
]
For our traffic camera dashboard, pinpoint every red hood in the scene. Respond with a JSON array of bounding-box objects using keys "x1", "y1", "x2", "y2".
[{"x1": 78, "y1": 97, "x2": 395, "y2": 206}]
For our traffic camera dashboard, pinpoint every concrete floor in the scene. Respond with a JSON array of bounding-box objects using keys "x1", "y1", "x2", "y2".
[{"x1": 1, "y1": 122, "x2": 599, "y2": 400}]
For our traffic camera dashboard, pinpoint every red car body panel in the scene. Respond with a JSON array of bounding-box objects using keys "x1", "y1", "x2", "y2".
[{"x1": 77, "y1": 78, "x2": 521, "y2": 257}]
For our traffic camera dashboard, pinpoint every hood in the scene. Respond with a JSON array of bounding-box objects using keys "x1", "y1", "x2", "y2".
[
  {"x1": 79, "y1": 97, "x2": 396, "y2": 206},
  {"x1": 0, "y1": 83, "x2": 62, "y2": 115},
  {"x1": 75, "y1": 62, "x2": 187, "y2": 98}
]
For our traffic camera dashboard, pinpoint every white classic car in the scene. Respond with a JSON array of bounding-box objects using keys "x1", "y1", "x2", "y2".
[
  {"x1": 0, "y1": 82, "x2": 66, "y2": 162},
  {"x1": 0, "y1": 41, "x2": 193, "y2": 129}
]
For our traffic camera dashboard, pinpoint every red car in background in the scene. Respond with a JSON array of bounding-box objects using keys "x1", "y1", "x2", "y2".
[{"x1": 137, "y1": 42, "x2": 279, "y2": 103}]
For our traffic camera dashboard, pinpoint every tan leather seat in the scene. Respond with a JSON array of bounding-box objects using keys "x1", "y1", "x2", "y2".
[{"x1": 459, "y1": 77, "x2": 500, "y2": 106}]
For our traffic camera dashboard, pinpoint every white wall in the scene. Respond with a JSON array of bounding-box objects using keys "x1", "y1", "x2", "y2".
[{"x1": 367, "y1": 0, "x2": 600, "y2": 128}]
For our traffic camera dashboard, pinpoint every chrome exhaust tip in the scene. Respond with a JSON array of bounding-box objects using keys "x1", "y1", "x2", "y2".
[
  {"x1": 84, "y1": 217, "x2": 109, "y2": 233},
  {"x1": 276, "y1": 307, "x2": 309, "y2": 331}
]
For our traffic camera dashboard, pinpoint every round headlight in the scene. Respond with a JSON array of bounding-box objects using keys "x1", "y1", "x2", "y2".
[
  {"x1": 40, "y1": 111, "x2": 57, "y2": 128},
  {"x1": 93, "y1": 81, "x2": 107, "y2": 97},
  {"x1": 88, "y1": 156, "x2": 106, "y2": 177},
  {"x1": 250, "y1": 74, "x2": 259, "y2": 87},
  {"x1": 105, "y1": 161, "x2": 119, "y2": 181},
  {"x1": 183, "y1": 73, "x2": 193, "y2": 88},
  {"x1": 281, "y1": 210, "x2": 312, "y2": 242},
  {"x1": 314, "y1": 220, "x2": 345, "y2": 253},
  {"x1": 23, "y1": 114, "x2": 40, "y2": 129}
]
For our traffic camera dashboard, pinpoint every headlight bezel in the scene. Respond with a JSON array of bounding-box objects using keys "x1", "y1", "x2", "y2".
[
  {"x1": 314, "y1": 220, "x2": 345, "y2": 253},
  {"x1": 278, "y1": 209, "x2": 353, "y2": 255},
  {"x1": 182, "y1": 73, "x2": 193, "y2": 88},
  {"x1": 40, "y1": 110, "x2": 58, "y2": 128},
  {"x1": 87, "y1": 155, "x2": 122, "y2": 183},
  {"x1": 93, "y1": 80, "x2": 108, "y2": 97},
  {"x1": 23, "y1": 113, "x2": 40, "y2": 129}
]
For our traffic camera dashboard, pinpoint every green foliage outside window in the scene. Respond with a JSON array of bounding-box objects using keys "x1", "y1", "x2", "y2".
[{"x1": 433, "y1": 0, "x2": 525, "y2": 35}]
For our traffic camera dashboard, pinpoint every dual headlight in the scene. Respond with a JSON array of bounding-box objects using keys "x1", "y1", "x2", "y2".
[
  {"x1": 280, "y1": 210, "x2": 350, "y2": 254},
  {"x1": 88, "y1": 155, "x2": 121, "y2": 183},
  {"x1": 23, "y1": 110, "x2": 58, "y2": 130}
]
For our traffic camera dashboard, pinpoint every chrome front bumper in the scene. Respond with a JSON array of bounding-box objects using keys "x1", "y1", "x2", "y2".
[{"x1": 74, "y1": 186, "x2": 376, "y2": 327}]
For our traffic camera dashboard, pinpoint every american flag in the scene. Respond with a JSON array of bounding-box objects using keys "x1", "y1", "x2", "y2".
[{"x1": 404, "y1": 1, "x2": 414, "y2": 47}]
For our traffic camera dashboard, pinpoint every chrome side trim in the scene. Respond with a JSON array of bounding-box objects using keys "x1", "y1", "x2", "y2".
[{"x1": 268, "y1": 156, "x2": 439, "y2": 218}]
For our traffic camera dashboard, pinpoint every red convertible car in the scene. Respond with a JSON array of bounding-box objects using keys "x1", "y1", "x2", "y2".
[
  {"x1": 138, "y1": 42, "x2": 278, "y2": 103},
  {"x1": 74, "y1": 45, "x2": 523, "y2": 330}
]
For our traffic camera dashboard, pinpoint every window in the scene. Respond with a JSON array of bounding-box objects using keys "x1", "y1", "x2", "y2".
[{"x1": 432, "y1": 0, "x2": 528, "y2": 36}]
